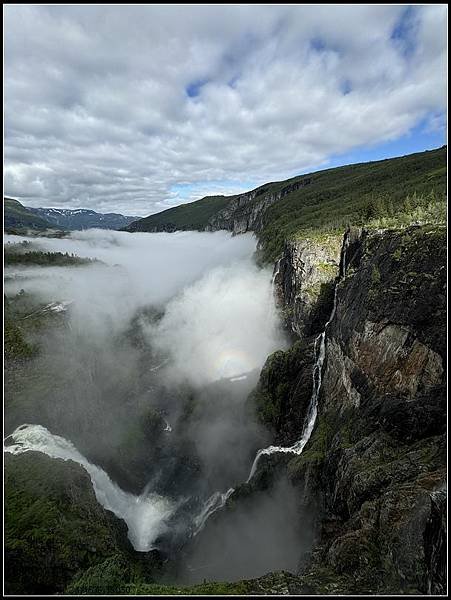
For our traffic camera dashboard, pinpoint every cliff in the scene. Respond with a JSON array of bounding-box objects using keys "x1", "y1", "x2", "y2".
[
  {"x1": 173, "y1": 223, "x2": 446, "y2": 595},
  {"x1": 204, "y1": 179, "x2": 311, "y2": 234},
  {"x1": 273, "y1": 232, "x2": 343, "y2": 337},
  {"x1": 256, "y1": 224, "x2": 447, "y2": 594}
]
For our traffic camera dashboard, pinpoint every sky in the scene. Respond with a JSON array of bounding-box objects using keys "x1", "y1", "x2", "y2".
[{"x1": 4, "y1": 5, "x2": 447, "y2": 217}]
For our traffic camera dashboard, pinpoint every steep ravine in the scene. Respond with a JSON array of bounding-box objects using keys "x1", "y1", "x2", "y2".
[
  {"x1": 182, "y1": 223, "x2": 446, "y2": 594},
  {"x1": 4, "y1": 224, "x2": 446, "y2": 595},
  {"x1": 295, "y1": 224, "x2": 447, "y2": 595}
]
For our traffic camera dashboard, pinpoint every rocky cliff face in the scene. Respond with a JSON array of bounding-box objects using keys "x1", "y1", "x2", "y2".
[
  {"x1": 281, "y1": 224, "x2": 447, "y2": 594},
  {"x1": 273, "y1": 233, "x2": 343, "y2": 337},
  {"x1": 179, "y1": 223, "x2": 446, "y2": 595},
  {"x1": 205, "y1": 178, "x2": 311, "y2": 234}
]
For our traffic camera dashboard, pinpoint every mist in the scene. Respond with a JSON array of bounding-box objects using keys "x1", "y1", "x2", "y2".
[
  {"x1": 182, "y1": 476, "x2": 314, "y2": 584},
  {"x1": 5, "y1": 229, "x2": 295, "y2": 566},
  {"x1": 4, "y1": 230, "x2": 260, "y2": 334}
]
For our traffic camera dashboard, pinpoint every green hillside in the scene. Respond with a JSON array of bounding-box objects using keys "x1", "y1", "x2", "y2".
[
  {"x1": 4, "y1": 197, "x2": 55, "y2": 231},
  {"x1": 259, "y1": 146, "x2": 447, "y2": 261},
  {"x1": 127, "y1": 195, "x2": 232, "y2": 232},
  {"x1": 125, "y1": 146, "x2": 447, "y2": 262}
]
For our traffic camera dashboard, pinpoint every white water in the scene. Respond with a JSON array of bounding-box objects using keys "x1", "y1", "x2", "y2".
[
  {"x1": 246, "y1": 331, "x2": 326, "y2": 482},
  {"x1": 4, "y1": 424, "x2": 176, "y2": 552},
  {"x1": 272, "y1": 258, "x2": 282, "y2": 284},
  {"x1": 246, "y1": 232, "x2": 350, "y2": 482},
  {"x1": 192, "y1": 487, "x2": 235, "y2": 536}
]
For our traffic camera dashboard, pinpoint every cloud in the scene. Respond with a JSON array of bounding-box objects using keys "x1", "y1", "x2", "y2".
[{"x1": 4, "y1": 5, "x2": 447, "y2": 215}]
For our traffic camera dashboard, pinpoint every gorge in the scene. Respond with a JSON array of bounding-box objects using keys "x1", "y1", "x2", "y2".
[{"x1": 4, "y1": 149, "x2": 447, "y2": 595}]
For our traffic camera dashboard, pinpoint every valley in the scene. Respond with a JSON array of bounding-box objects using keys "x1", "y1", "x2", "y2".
[{"x1": 3, "y1": 149, "x2": 447, "y2": 595}]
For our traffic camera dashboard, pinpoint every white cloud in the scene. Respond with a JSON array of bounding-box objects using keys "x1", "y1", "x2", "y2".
[{"x1": 4, "y1": 5, "x2": 447, "y2": 215}]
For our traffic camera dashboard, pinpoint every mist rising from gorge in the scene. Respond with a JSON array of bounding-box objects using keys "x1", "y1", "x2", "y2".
[{"x1": 5, "y1": 229, "x2": 308, "y2": 576}]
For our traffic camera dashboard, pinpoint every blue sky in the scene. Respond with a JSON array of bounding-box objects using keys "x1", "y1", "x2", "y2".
[
  {"x1": 171, "y1": 117, "x2": 446, "y2": 207},
  {"x1": 327, "y1": 117, "x2": 446, "y2": 170},
  {"x1": 4, "y1": 5, "x2": 447, "y2": 215}
]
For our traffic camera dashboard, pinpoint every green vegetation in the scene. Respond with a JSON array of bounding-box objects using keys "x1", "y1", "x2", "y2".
[
  {"x1": 126, "y1": 194, "x2": 232, "y2": 231},
  {"x1": 68, "y1": 572, "x2": 251, "y2": 595},
  {"x1": 5, "y1": 453, "x2": 134, "y2": 595},
  {"x1": 4, "y1": 243, "x2": 98, "y2": 266},
  {"x1": 250, "y1": 341, "x2": 308, "y2": 430},
  {"x1": 4, "y1": 317, "x2": 37, "y2": 361},
  {"x1": 4, "y1": 292, "x2": 47, "y2": 362},
  {"x1": 123, "y1": 581, "x2": 252, "y2": 595},
  {"x1": 4, "y1": 197, "x2": 55, "y2": 231},
  {"x1": 125, "y1": 146, "x2": 446, "y2": 263},
  {"x1": 259, "y1": 146, "x2": 446, "y2": 261}
]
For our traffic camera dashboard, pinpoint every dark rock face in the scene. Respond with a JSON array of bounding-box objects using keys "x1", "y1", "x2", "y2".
[
  {"x1": 423, "y1": 489, "x2": 447, "y2": 595},
  {"x1": 248, "y1": 340, "x2": 314, "y2": 446},
  {"x1": 286, "y1": 225, "x2": 447, "y2": 594},
  {"x1": 205, "y1": 179, "x2": 312, "y2": 235}
]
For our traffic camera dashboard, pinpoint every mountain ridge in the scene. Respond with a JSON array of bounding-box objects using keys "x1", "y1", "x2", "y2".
[
  {"x1": 124, "y1": 146, "x2": 447, "y2": 263},
  {"x1": 4, "y1": 197, "x2": 56, "y2": 231},
  {"x1": 26, "y1": 206, "x2": 138, "y2": 231}
]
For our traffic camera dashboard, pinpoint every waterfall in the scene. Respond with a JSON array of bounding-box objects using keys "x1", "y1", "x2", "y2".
[
  {"x1": 192, "y1": 487, "x2": 235, "y2": 536},
  {"x1": 4, "y1": 423, "x2": 175, "y2": 552},
  {"x1": 191, "y1": 233, "x2": 350, "y2": 535},
  {"x1": 272, "y1": 257, "x2": 282, "y2": 284},
  {"x1": 246, "y1": 230, "x2": 350, "y2": 482}
]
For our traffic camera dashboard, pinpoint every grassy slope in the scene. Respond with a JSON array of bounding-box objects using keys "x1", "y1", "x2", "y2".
[
  {"x1": 126, "y1": 174, "x2": 306, "y2": 232},
  {"x1": 4, "y1": 197, "x2": 55, "y2": 231},
  {"x1": 127, "y1": 195, "x2": 232, "y2": 231},
  {"x1": 125, "y1": 146, "x2": 446, "y2": 261},
  {"x1": 259, "y1": 146, "x2": 446, "y2": 261}
]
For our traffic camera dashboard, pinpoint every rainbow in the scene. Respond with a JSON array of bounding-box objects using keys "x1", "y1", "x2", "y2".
[{"x1": 213, "y1": 348, "x2": 254, "y2": 379}]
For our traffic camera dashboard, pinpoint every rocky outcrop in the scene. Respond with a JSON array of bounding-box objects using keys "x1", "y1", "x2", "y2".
[
  {"x1": 248, "y1": 340, "x2": 314, "y2": 446},
  {"x1": 273, "y1": 232, "x2": 343, "y2": 337},
  {"x1": 286, "y1": 224, "x2": 447, "y2": 594},
  {"x1": 205, "y1": 178, "x2": 311, "y2": 235}
]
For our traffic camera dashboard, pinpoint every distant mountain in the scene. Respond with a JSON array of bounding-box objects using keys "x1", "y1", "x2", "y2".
[
  {"x1": 4, "y1": 198, "x2": 55, "y2": 231},
  {"x1": 25, "y1": 207, "x2": 139, "y2": 231}
]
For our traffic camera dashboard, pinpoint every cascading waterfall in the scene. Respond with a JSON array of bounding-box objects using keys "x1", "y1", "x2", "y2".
[
  {"x1": 272, "y1": 258, "x2": 282, "y2": 283},
  {"x1": 191, "y1": 487, "x2": 235, "y2": 536},
  {"x1": 4, "y1": 423, "x2": 176, "y2": 552},
  {"x1": 190, "y1": 237, "x2": 350, "y2": 534},
  {"x1": 246, "y1": 230, "x2": 350, "y2": 483},
  {"x1": 5, "y1": 234, "x2": 351, "y2": 551}
]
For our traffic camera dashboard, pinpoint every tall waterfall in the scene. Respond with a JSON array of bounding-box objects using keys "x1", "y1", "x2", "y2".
[
  {"x1": 191, "y1": 234, "x2": 350, "y2": 535},
  {"x1": 246, "y1": 231, "x2": 350, "y2": 482},
  {"x1": 4, "y1": 424, "x2": 175, "y2": 552}
]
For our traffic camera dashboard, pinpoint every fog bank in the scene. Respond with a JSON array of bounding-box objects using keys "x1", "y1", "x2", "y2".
[{"x1": 5, "y1": 229, "x2": 294, "y2": 568}]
